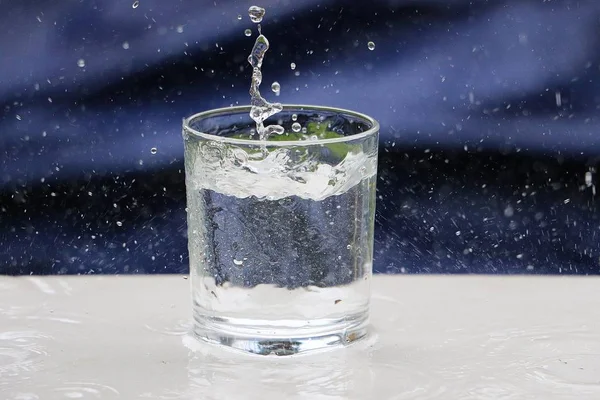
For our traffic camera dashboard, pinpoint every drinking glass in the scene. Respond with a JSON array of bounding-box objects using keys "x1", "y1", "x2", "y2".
[{"x1": 183, "y1": 105, "x2": 379, "y2": 355}]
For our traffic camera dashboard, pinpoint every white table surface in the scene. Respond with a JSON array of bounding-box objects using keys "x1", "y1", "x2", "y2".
[{"x1": 1, "y1": 275, "x2": 599, "y2": 400}]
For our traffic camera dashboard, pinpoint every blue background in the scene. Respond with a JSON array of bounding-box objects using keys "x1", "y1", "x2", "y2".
[{"x1": 2, "y1": 0, "x2": 600, "y2": 275}]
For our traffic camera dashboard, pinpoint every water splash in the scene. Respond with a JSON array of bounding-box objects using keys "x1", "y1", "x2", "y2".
[{"x1": 247, "y1": 6, "x2": 283, "y2": 140}]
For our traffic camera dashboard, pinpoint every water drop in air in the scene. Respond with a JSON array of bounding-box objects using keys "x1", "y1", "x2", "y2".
[
  {"x1": 290, "y1": 62, "x2": 296, "y2": 70},
  {"x1": 292, "y1": 122, "x2": 301, "y2": 132},
  {"x1": 77, "y1": 59, "x2": 85, "y2": 68},
  {"x1": 150, "y1": 147, "x2": 157, "y2": 155},
  {"x1": 248, "y1": 6, "x2": 265, "y2": 23},
  {"x1": 244, "y1": 29, "x2": 252, "y2": 37},
  {"x1": 271, "y1": 81, "x2": 280, "y2": 94},
  {"x1": 132, "y1": 1, "x2": 139, "y2": 8},
  {"x1": 367, "y1": 41, "x2": 375, "y2": 51},
  {"x1": 291, "y1": 114, "x2": 298, "y2": 121}
]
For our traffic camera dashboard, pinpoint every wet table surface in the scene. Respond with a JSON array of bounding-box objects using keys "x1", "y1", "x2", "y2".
[{"x1": 1, "y1": 275, "x2": 600, "y2": 400}]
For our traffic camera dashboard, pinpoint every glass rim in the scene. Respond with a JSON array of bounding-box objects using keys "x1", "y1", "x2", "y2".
[{"x1": 182, "y1": 104, "x2": 379, "y2": 147}]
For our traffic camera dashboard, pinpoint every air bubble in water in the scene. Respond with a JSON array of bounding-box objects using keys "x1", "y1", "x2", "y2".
[
  {"x1": 244, "y1": 29, "x2": 252, "y2": 37},
  {"x1": 233, "y1": 258, "x2": 244, "y2": 266},
  {"x1": 301, "y1": 127, "x2": 307, "y2": 134},
  {"x1": 237, "y1": 15, "x2": 242, "y2": 20},
  {"x1": 122, "y1": 41, "x2": 130, "y2": 49},
  {"x1": 310, "y1": 135, "x2": 318, "y2": 141},
  {"x1": 116, "y1": 221, "x2": 123, "y2": 227},
  {"x1": 150, "y1": 147, "x2": 157, "y2": 155},
  {"x1": 291, "y1": 114, "x2": 298, "y2": 121},
  {"x1": 271, "y1": 81, "x2": 280, "y2": 94},
  {"x1": 132, "y1": 1, "x2": 139, "y2": 8},
  {"x1": 77, "y1": 59, "x2": 85, "y2": 68},
  {"x1": 292, "y1": 122, "x2": 301, "y2": 132},
  {"x1": 176, "y1": 25, "x2": 184, "y2": 33},
  {"x1": 290, "y1": 62, "x2": 296, "y2": 70},
  {"x1": 248, "y1": 6, "x2": 265, "y2": 23},
  {"x1": 367, "y1": 41, "x2": 375, "y2": 51}
]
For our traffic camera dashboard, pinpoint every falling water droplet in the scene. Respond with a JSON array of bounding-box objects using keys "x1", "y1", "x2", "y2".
[
  {"x1": 291, "y1": 114, "x2": 298, "y2": 121},
  {"x1": 367, "y1": 41, "x2": 376, "y2": 51},
  {"x1": 290, "y1": 62, "x2": 296, "y2": 70},
  {"x1": 248, "y1": 6, "x2": 265, "y2": 23},
  {"x1": 244, "y1": 29, "x2": 252, "y2": 37},
  {"x1": 292, "y1": 122, "x2": 301, "y2": 132},
  {"x1": 132, "y1": 1, "x2": 139, "y2": 9},
  {"x1": 585, "y1": 171, "x2": 593, "y2": 187},
  {"x1": 150, "y1": 147, "x2": 157, "y2": 155},
  {"x1": 271, "y1": 81, "x2": 280, "y2": 94},
  {"x1": 77, "y1": 59, "x2": 85, "y2": 68}
]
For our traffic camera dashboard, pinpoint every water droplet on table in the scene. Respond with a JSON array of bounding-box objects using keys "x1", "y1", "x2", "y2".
[
  {"x1": 248, "y1": 6, "x2": 265, "y2": 23},
  {"x1": 292, "y1": 122, "x2": 301, "y2": 133},
  {"x1": 77, "y1": 59, "x2": 85, "y2": 68},
  {"x1": 367, "y1": 41, "x2": 376, "y2": 51}
]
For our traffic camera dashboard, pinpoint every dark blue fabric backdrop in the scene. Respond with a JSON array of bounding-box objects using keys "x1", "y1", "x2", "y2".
[{"x1": 2, "y1": 0, "x2": 600, "y2": 275}]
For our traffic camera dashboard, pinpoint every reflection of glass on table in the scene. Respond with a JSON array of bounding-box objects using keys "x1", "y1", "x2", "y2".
[{"x1": 183, "y1": 105, "x2": 379, "y2": 355}]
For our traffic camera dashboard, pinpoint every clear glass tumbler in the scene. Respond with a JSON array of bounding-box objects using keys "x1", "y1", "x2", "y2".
[{"x1": 183, "y1": 105, "x2": 379, "y2": 355}]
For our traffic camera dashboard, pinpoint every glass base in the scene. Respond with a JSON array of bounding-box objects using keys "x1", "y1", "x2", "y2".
[{"x1": 192, "y1": 310, "x2": 369, "y2": 356}]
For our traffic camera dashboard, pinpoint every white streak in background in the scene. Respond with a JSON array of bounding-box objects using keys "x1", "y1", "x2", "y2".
[
  {"x1": 555, "y1": 91, "x2": 562, "y2": 107},
  {"x1": 28, "y1": 278, "x2": 55, "y2": 295}
]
